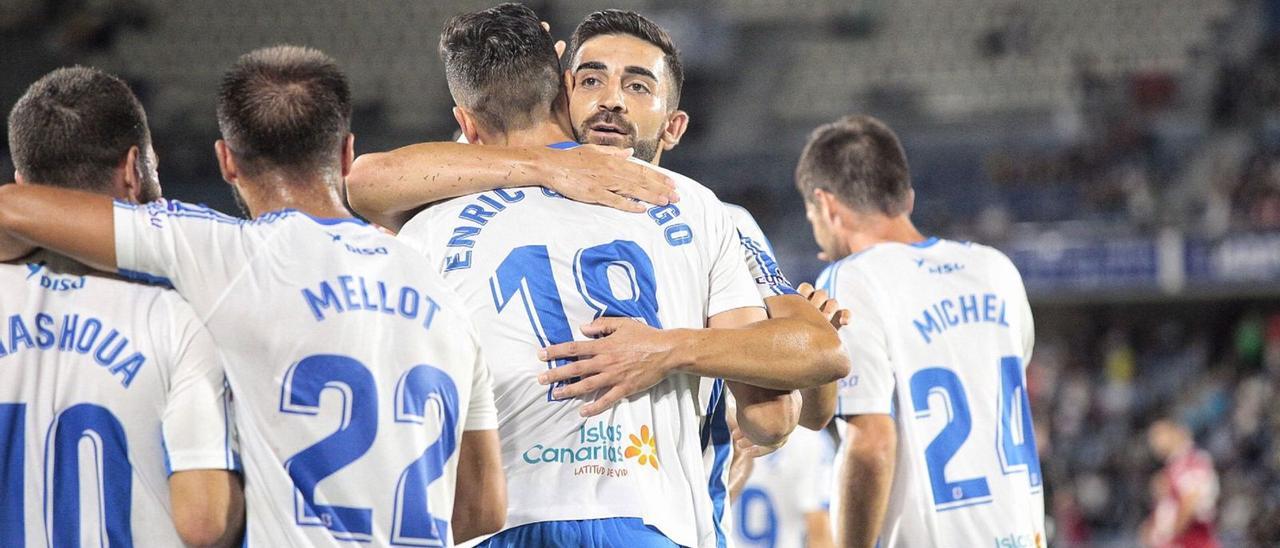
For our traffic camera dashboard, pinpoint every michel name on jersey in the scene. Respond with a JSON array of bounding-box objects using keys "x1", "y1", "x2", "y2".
[
  {"x1": 913, "y1": 292, "x2": 1012, "y2": 344},
  {"x1": 0, "y1": 313, "x2": 147, "y2": 387}
]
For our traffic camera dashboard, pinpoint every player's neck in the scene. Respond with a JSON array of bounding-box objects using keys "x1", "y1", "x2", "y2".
[
  {"x1": 844, "y1": 215, "x2": 926, "y2": 255},
  {"x1": 237, "y1": 172, "x2": 351, "y2": 220},
  {"x1": 495, "y1": 121, "x2": 576, "y2": 148}
]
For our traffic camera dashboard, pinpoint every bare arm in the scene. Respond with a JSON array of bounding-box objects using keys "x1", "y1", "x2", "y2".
[
  {"x1": 726, "y1": 380, "x2": 800, "y2": 449},
  {"x1": 838, "y1": 414, "x2": 896, "y2": 548},
  {"x1": 0, "y1": 184, "x2": 116, "y2": 270},
  {"x1": 538, "y1": 300, "x2": 848, "y2": 416},
  {"x1": 451, "y1": 429, "x2": 506, "y2": 543},
  {"x1": 169, "y1": 470, "x2": 245, "y2": 548},
  {"x1": 346, "y1": 142, "x2": 678, "y2": 231},
  {"x1": 805, "y1": 511, "x2": 836, "y2": 548},
  {"x1": 783, "y1": 283, "x2": 851, "y2": 430}
]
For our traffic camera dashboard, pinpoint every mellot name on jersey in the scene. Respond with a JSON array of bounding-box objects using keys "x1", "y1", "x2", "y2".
[
  {"x1": 0, "y1": 313, "x2": 146, "y2": 387},
  {"x1": 913, "y1": 292, "x2": 1012, "y2": 344},
  {"x1": 301, "y1": 275, "x2": 443, "y2": 331}
]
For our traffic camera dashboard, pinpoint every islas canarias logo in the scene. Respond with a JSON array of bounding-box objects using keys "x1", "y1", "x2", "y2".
[
  {"x1": 624, "y1": 425, "x2": 659, "y2": 469},
  {"x1": 521, "y1": 421, "x2": 659, "y2": 476}
]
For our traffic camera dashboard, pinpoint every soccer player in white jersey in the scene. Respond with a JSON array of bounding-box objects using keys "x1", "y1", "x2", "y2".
[
  {"x1": 0, "y1": 47, "x2": 507, "y2": 547},
  {"x1": 377, "y1": 5, "x2": 845, "y2": 547},
  {"x1": 346, "y1": 11, "x2": 844, "y2": 546},
  {"x1": 798, "y1": 116, "x2": 1043, "y2": 547},
  {"x1": 730, "y1": 427, "x2": 836, "y2": 548},
  {"x1": 1, "y1": 67, "x2": 243, "y2": 546}
]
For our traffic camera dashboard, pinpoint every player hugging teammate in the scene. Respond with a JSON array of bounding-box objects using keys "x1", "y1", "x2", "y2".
[{"x1": 0, "y1": 3, "x2": 1044, "y2": 548}]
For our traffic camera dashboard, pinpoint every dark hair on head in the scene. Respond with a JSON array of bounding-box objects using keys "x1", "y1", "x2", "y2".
[
  {"x1": 7, "y1": 66, "x2": 150, "y2": 192},
  {"x1": 439, "y1": 3, "x2": 562, "y2": 135},
  {"x1": 216, "y1": 45, "x2": 351, "y2": 178},
  {"x1": 795, "y1": 115, "x2": 912, "y2": 216},
  {"x1": 569, "y1": 9, "x2": 683, "y2": 107}
]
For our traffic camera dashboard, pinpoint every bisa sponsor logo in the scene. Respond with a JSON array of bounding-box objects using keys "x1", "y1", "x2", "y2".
[
  {"x1": 26, "y1": 263, "x2": 85, "y2": 292},
  {"x1": 522, "y1": 421, "x2": 659, "y2": 474}
]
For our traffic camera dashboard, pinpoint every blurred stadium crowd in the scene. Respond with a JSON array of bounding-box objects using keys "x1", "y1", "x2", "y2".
[{"x1": 5, "y1": 0, "x2": 1280, "y2": 545}]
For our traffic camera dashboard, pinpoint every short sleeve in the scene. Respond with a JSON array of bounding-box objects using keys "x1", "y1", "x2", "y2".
[
  {"x1": 832, "y1": 263, "x2": 896, "y2": 416},
  {"x1": 994, "y1": 250, "x2": 1035, "y2": 364},
  {"x1": 113, "y1": 199, "x2": 254, "y2": 314},
  {"x1": 705, "y1": 202, "x2": 766, "y2": 318},
  {"x1": 464, "y1": 347, "x2": 498, "y2": 431},
  {"x1": 725, "y1": 204, "x2": 798, "y2": 299},
  {"x1": 156, "y1": 293, "x2": 239, "y2": 473}
]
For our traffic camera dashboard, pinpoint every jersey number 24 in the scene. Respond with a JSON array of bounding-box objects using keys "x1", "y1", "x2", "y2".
[{"x1": 909, "y1": 356, "x2": 1041, "y2": 511}]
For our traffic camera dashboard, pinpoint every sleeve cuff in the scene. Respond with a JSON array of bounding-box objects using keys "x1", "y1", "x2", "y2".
[
  {"x1": 166, "y1": 450, "x2": 241, "y2": 474},
  {"x1": 835, "y1": 397, "x2": 893, "y2": 417}
]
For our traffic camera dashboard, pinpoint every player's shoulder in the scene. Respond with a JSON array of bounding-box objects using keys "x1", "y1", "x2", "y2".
[{"x1": 639, "y1": 160, "x2": 724, "y2": 212}]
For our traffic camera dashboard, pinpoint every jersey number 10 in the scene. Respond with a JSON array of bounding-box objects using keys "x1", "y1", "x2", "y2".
[
  {"x1": 909, "y1": 356, "x2": 1041, "y2": 512},
  {"x1": 0, "y1": 402, "x2": 133, "y2": 546}
]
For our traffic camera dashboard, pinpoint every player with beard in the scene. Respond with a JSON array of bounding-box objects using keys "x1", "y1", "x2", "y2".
[
  {"x1": 346, "y1": 11, "x2": 844, "y2": 546},
  {"x1": 1, "y1": 66, "x2": 243, "y2": 546}
]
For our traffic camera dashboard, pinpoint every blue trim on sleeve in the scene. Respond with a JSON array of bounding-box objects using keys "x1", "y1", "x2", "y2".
[
  {"x1": 547, "y1": 141, "x2": 580, "y2": 150},
  {"x1": 700, "y1": 380, "x2": 731, "y2": 548},
  {"x1": 302, "y1": 214, "x2": 367, "y2": 226},
  {"x1": 909, "y1": 236, "x2": 940, "y2": 248},
  {"x1": 161, "y1": 435, "x2": 173, "y2": 475},
  {"x1": 737, "y1": 230, "x2": 798, "y2": 296},
  {"x1": 117, "y1": 268, "x2": 174, "y2": 289}
]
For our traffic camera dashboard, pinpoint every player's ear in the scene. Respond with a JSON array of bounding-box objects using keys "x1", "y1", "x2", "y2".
[
  {"x1": 563, "y1": 68, "x2": 574, "y2": 93},
  {"x1": 814, "y1": 189, "x2": 841, "y2": 226},
  {"x1": 340, "y1": 133, "x2": 355, "y2": 177},
  {"x1": 118, "y1": 145, "x2": 143, "y2": 203},
  {"x1": 215, "y1": 140, "x2": 238, "y2": 185},
  {"x1": 660, "y1": 109, "x2": 689, "y2": 151},
  {"x1": 452, "y1": 106, "x2": 483, "y2": 145},
  {"x1": 903, "y1": 189, "x2": 916, "y2": 215}
]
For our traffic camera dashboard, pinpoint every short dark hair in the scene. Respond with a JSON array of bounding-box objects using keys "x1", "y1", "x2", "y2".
[
  {"x1": 7, "y1": 66, "x2": 150, "y2": 192},
  {"x1": 439, "y1": 3, "x2": 562, "y2": 135},
  {"x1": 795, "y1": 115, "x2": 912, "y2": 216},
  {"x1": 216, "y1": 45, "x2": 351, "y2": 178},
  {"x1": 569, "y1": 10, "x2": 684, "y2": 106}
]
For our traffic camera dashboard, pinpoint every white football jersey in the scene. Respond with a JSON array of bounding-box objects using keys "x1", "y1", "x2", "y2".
[
  {"x1": 113, "y1": 201, "x2": 498, "y2": 547},
  {"x1": 725, "y1": 204, "x2": 796, "y2": 300},
  {"x1": 702, "y1": 203, "x2": 797, "y2": 548},
  {"x1": 0, "y1": 252, "x2": 235, "y2": 546},
  {"x1": 731, "y1": 428, "x2": 834, "y2": 548},
  {"x1": 397, "y1": 151, "x2": 763, "y2": 548},
  {"x1": 823, "y1": 238, "x2": 1043, "y2": 548}
]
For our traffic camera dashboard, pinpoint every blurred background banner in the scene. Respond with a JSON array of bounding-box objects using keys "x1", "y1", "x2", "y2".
[{"x1": 4, "y1": 0, "x2": 1280, "y2": 545}]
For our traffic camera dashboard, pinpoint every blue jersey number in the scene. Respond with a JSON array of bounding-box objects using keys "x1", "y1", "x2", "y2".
[
  {"x1": 0, "y1": 403, "x2": 24, "y2": 546},
  {"x1": 281, "y1": 355, "x2": 460, "y2": 545},
  {"x1": 735, "y1": 486, "x2": 778, "y2": 548},
  {"x1": 908, "y1": 356, "x2": 1040, "y2": 512},
  {"x1": 491, "y1": 240, "x2": 662, "y2": 400},
  {"x1": 0, "y1": 402, "x2": 134, "y2": 547}
]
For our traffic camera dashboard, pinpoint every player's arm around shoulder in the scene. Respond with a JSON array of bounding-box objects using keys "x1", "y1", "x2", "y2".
[
  {"x1": 0, "y1": 183, "x2": 116, "y2": 269},
  {"x1": 346, "y1": 141, "x2": 676, "y2": 231}
]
